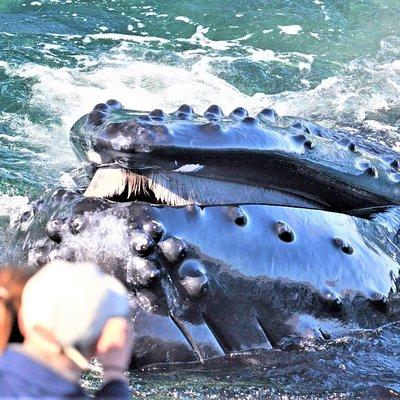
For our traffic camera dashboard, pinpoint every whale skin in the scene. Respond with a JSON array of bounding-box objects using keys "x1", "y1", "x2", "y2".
[{"x1": 8, "y1": 100, "x2": 400, "y2": 368}]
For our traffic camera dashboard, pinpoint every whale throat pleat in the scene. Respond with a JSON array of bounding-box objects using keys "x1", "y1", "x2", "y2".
[{"x1": 84, "y1": 167, "x2": 321, "y2": 208}]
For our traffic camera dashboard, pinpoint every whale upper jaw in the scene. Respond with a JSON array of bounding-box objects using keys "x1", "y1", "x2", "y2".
[{"x1": 70, "y1": 100, "x2": 400, "y2": 213}]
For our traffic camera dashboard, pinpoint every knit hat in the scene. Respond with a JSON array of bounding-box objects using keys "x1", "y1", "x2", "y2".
[{"x1": 21, "y1": 261, "x2": 129, "y2": 367}]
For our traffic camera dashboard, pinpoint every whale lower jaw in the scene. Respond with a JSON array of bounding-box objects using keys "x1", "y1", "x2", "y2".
[{"x1": 14, "y1": 192, "x2": 399, "y2": 368}]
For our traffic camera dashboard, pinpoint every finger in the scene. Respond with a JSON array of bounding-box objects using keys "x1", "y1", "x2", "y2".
[{"x1": 96, "y1": 317, "x2": 129, "y2": 353}]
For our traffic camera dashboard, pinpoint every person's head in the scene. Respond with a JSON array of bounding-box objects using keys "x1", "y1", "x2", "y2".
[
  {"x1": 0, "y1": 266, "x2": 33, "y2": 352},
  {"x1": 20, "y1": 260, "x2": 129, "y2": 370}
]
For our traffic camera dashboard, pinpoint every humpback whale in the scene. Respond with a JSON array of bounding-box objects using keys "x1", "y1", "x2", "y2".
[{"x1": 7, "y1": 100, "x2": 400, "y2": 368}]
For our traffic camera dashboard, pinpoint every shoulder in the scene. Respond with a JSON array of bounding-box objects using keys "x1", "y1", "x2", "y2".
[
  {"x1": 95, "y1": 380, "x2": 131, "y2": 400},
  {"x1": 0, "y1": 348, "x2": 87, "y2": 399},
  {"x1": 0, "y1": 366, "x2": 36, "y2": 397}
]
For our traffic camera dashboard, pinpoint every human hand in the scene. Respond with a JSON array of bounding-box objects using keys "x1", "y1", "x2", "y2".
[{"x1": 95, "y1": 317, "x2": 133, "y2": 382}]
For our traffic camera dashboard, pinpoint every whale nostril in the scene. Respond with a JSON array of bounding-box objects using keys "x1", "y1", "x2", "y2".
[
  {"x1": 20, "y1": 210, "x2": 33, "y2": 223},
  {"x1": 276, "y1": 222, "x2": 295, "y2": 243},
  {"x1": 341, "y1": 245, "x2": 353, "y2": 255}
]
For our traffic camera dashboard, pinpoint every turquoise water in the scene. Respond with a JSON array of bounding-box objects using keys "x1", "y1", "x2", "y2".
[
  {"x1": 1, "y1": 0, "x2": 400, "y2": 397},
  {"x1": 1, "y1": 0, "x2": 400, "y2": 200}
]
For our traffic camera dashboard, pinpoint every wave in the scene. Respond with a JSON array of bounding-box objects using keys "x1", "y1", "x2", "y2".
[{"x1": 0, "y1": 36, "x2": 400, "y2": 200}]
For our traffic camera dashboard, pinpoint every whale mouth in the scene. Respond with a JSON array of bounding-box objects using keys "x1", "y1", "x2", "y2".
[
  {"x1": 71, "y1": 101, "x2": 400, "y2": 214},
  {"x1": 83, "y1": 166, "x2": 323, "y2": 209},
  {"x1": 84, "y1": 167, "x2": 196, "y2": 206}
]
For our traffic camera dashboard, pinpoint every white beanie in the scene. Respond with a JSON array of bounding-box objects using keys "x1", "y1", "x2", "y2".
[{"x1": 21, "y1": 261, "x2": 129, "y2": 350}]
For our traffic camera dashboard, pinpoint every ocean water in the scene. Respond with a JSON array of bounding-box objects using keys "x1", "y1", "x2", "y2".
[{"x1": 1, "y1": 0, "x2": 400, "y2": 398}]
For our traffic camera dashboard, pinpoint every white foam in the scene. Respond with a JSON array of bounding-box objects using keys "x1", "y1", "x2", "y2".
[
  {"x1": 246, "y1": 48, "x2": 289, "y2": 64},
  {"x1": 245, "y1": 49, "x2": 314, "y2": 72},
  {"x1": 3, "y1": 36, "x2": 400, "y2": 191},
  {"x1": 0, "y1": 60, "x2": 13, "y2": 74},
  {"x1": 278, "y1": 25, "x2": 302, "y2": 35},
  {"x1": 0, "y1": 133, "x2": 23, "y2": 143},
  {"x1": 86, "y1": 33, "x2": 169, "y2": 44},
  {"x1": 175, "y1": 16, "x2": 191, "y2": 24},
  {"x1": 363, "y1": 119, "x2": 398, "y2": 132},
  {"x1": 0, "y1": 195, "x2": 30, "y2": 225},
  {"x1": 259, "y1": 57, "x2": 400, "y2": 131},
  {"x1": 313, "y1": 0, "x2": 331, "y2": 21},
  {"x1": 13, "y1": 47, "x2": 400, "y2": 134},
  {"x1": 298, "y1": 62, "x2": 311, "y2": 71},
  {"x1": 177, "y1": 25, "x2": 252, "y2": 51},
  {"x1": 28, "y1": 56, "x2": 249, "y2": 114},
  {"x1": 58, "y1": 172, "x2": 78, "y2": 191},
  {"x1": 0, "y1": 110, "x2": 74, "y2": 174},
  {"x1": 310, "y1": 32, "x2": 321, "y2": 40},
  {"x1": 42, "y1": 43, "x2": 62, "y2": 51}
]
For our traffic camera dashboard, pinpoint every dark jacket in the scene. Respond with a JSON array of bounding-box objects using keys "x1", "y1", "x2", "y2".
[{"x1": 0, "y1": 347, "x2": 131, "y2": 399}]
